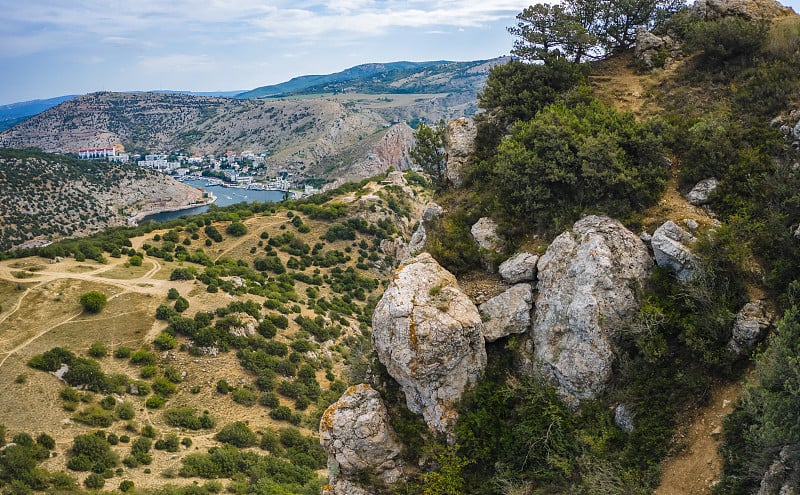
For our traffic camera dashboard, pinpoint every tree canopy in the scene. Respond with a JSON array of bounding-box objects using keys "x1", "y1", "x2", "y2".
[{"x1": 509, "y1": 0, "x2": 685, "y2": 62}]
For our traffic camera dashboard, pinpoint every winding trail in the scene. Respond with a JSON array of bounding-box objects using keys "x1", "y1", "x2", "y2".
[{"x1": 0, "y1": 252, "x2": 168, "y2": 370}]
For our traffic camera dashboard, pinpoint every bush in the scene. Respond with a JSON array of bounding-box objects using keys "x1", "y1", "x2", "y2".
[
  {"x1": 153, "y1": 331, "x2": 178, "y2": 350},
  {"x1": 232, "y1": 387, "x2": 258, "y2": 406},
  {"x1": 130, "y1": 349, "x2": 156, "y2": 365},
  {"x1": 84, "y1": 473, "x2": 105, "y2": 489},
  {"x1": 116, "y1": 401, "x2": 135, "y2": 420},
  {"x1": 169, "y1": 267, "x2": 195, "y2": 281},
  {"x1": 489, "y1": 96, "x2": 668, "y2": 235},
  {"x1": 79, "y1": 291, "x2": 107, "y2": 313},
  {"x1": 226, "y1": 222, "x2": 248, "y2": 236},
  {"x1": 119, "y1": 480, "x2": 135, "y2": 492},
  {"x1": 174, "y1": 296, "x2": 189, "y2": 313},
  {"x1": 114, "y1": 347, "x2": 132, "y2": 359},
  {"x1": 87, "y1": 342, "x2": 107, "y2": 358},
  {"x1": 269, "y1": 406, "x2": 293, "y2": 422},
  {"x1": 164, "y1": 407, "x2": 215, "y2": 430},
  {"x1": 214, "y1": 421, "x2": 257, "y2": 447}
]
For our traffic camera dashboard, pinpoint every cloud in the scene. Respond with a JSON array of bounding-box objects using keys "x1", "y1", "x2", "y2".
[
  {"x1": 136, "y1": 54, "x2": 214, "y2": 72},
  {"x1": 0, "y1": 0, "x2": 531, "y2": 54}
]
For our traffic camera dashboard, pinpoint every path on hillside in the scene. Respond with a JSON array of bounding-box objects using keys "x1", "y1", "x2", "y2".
[{"x1": 655, "y1": 382, "x2": 740, "y2": 494}]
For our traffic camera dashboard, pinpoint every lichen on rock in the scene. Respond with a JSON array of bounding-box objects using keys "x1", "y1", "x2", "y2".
[
  {"x1": 372, "y1": 253, "x2": 486, "y2": 435},
  {"x1": 523, "y1": 215, "x2": 652, "y2": 402}
]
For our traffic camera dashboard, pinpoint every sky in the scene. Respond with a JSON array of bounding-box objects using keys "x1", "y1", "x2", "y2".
[{"x1": 0, "y1": 0, "x2": 539, "y2": 105}]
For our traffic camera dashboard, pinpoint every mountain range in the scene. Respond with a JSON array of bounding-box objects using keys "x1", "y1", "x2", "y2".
[{"x1": 0, "y1": 58, "x2": 505, "y2": 184}]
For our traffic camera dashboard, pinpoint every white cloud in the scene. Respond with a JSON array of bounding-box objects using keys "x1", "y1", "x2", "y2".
[
  {"x1": 0, "y1": 0, "x2": 531, "y2": 50},
  {"x1": 136, "y1": 54, "x2": 214, "y2": 72}
]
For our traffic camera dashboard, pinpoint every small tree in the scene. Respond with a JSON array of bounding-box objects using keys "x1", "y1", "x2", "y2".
[
  {"x1": 410, "y1": 120, "x2": 447, "y2": 189},
  {"x1": 79, "y1": 291, "x2": 107, "y2": 313}
]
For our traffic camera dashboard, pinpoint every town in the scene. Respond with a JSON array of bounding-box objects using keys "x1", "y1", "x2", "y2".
[{"x1": 76, "y1": 146, "x2": 320, "y2": 197}]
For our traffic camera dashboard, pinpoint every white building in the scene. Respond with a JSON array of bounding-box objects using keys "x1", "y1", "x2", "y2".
[{"x1": 78, "y1": 148, "x2": 117, "y2": 160}]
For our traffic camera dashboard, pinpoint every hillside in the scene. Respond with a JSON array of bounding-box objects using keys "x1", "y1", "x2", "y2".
[
  {"x1": 0, "y1": 95, "x2": 80, "y2": 131},
  {"x1": 235, "y1": 61, "x2": 450, "y2": 98},
  {"x1": 4, "y1": 2, "x2": 800, "y2": 495},
  {"x1": 0, "y1": 170, "x2": 429, "y2": 493},
  {"x1": 0, "y1": 59, "x2": 503, "y2": 184},
  {"x1": 0, "y1": 149, "x2": 206, "y2": 251}
]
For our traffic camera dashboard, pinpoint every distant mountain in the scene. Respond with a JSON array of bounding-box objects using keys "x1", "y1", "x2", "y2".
[
  {"x1": 0, "y1": 95, "x2": 80, "y2": 131},
  {"x1": 0, "y1": 57, "x2": 507, "y2": 183},
  {"x1": 266, "y1": 58, "x2": 509, "y2": 97},
  {"x1": 147, "y1": 90, "x2": 246, "y2": 98},
  {"x1": 235, "y1": 61, "x2": 449, "y2": 99}
]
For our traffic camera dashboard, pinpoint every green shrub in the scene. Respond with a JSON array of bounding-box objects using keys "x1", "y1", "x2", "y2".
[
  {"x1": 87, "y1": 342, "x2": 108, "y2": 358},
  {"x1": 84, "y1": 473, "x2": 105, "y2": 489},
  {"x1": 214, "y1": 421, "x2": 257, "y2": 447},
  {"x1": 79, "y1": 291, "x2": 107, "y2": 313}
]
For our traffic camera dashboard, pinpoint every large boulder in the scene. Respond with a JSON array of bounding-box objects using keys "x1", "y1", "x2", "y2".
[
  {"x1": 471, "y1": 217, "x2": 506, "y2": 272},
  {"x1": 527, "y1": 216, "x2": 652, "y2": 402},
  {"x1": 320, "y1": 384, "x2": 406, "y2": 494},
  {"x1": 756, "y1": 446, "x2": 797, "y2": 495},
  {"x1": 694, "y1": 0, "x2": 791, "y2": 19},
  {"x1": 372, "y1": 253, "x2": 487, "y2": 435},
  {"x1": 479, "y1": 283, "x2": 533, "y2": 343},
  {"x1": 727, "y1": 300, "x2": 773, "y2": 355},
  {"x1": 444, "y1": 118, "x2": 477, "y2": 188},
  {"x1": 686, "y1": 177, "x2": 719, "y2": 206},
  {"x1": 499, "y1": 252, "x2": 539, "y2": 284},
  {"x1": 651, "y1": 221, "x2": 697, "y2": 282}
]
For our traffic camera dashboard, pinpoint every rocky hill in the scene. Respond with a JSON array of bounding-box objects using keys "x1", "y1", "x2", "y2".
[
  {"x1": 0, "y1": 59, "x2": 504, "y2": 183},
  {"x1": 0, "y1": 149, "x2": 205, "y2": 251}
]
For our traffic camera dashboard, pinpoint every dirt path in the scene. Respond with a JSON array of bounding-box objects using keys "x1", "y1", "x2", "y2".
[
  {"x1": 0, "y1": 308, "x2": 82, "y2": 369},
  {"x1": 655, "y1": 381, "x2": 741, "y2": 495}
]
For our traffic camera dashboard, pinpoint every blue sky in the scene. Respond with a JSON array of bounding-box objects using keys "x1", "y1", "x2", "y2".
[
  {"x1": 1, "y1": 0, "x2": 798, "y2": 105},
  {"x1": 0, "y1": 0, "x2": 535, "y2": 105}
]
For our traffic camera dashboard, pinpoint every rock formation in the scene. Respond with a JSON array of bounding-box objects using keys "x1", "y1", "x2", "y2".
[
  {"x1": 651, "y1": 220, "x2": 698, "y2": 282},
  {"x1": 405, "y1": 202, "x2": 443, "y2": 259},
  {"x1": 694, "y1": 0, "x2": 791, "y2": 20},
  {"x1": 471, "y1": 217, "x2": 506, "y2": 272},
  {"x1": 526, "y1": 216, "x2": 652, "y2": 402},
  {"x1": 728, "y1": 300, "x2": 773, "y2": 355},
  {"x1": 479, "y1": 283, "x2": 533, "y2": 342},
  {"x1": 372, "y1": 253, "x2": 486, "y2": 434},
  {"x1": 686, "y1": 177, "x2": 719, "y2": 206},
  {"x1": 320, "y1": 384, "x2": 406, "y2": 494},
  {"x1": 756, "y1": 446, "x2": 798, "y2": 495},
  {"x1": 498, "y1": 252, "x2": 539, "y2": 284},
  {"x1": 444, "y1": 118, "x2": 477, "y2": 187},
  {"x1": 634, "y1": 27, "x2": 681, "y2": 69}
]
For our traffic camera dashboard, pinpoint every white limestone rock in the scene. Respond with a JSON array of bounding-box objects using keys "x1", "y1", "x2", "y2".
[
  {"x1": 727, "y1": 300, "x2": 773, "y2": 355},
  {"x1": 372, "y1": 253, "x2": 487, "y2": 435},
  {"x1": 320, "y1": 384, "x2": 406, "y2": 494},
  {"x1": 479, "y1": 284, "x2": 533, "y2": 343},
  {"x1": 526, "y1": 215, "x2": 652, "y2": 402},
  {"x1": 686, "y1": 177, "x2": 719, "y2": 206},
  {"x1": 444, "y1": 117, "x2": 477, "y2": 188},
  {"x1": 651, "y1": 221, "x2": 697, "y2": 282},
  {"x1": 404, "y1": 202, "x2": 443, "y2": 259},
  {"x1": 498, "y1": 252, "x2": 539, "y2": 284}
]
